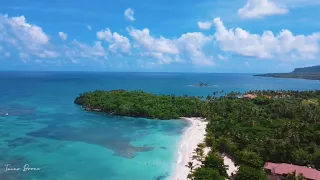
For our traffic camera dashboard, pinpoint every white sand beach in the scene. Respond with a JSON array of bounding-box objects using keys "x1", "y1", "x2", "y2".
[
  {"x1": 223, "y1": 155, "x2": 238, "y2": 177},
  {"x1": 169, "y1": 117, "x2": 238, "y2": 180},
  {"x1": 169, "y1": 117, "x2": 208, "y2": 180}
]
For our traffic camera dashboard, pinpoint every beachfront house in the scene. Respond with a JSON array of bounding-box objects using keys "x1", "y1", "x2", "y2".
[{"x1": 264, "y1": 162, "x2": 320, "y2": 180}]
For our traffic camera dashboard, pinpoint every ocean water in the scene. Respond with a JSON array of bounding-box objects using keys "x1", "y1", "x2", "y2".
[{"x1": 0, "y1": 71, "x2": 319, "y2": 180}]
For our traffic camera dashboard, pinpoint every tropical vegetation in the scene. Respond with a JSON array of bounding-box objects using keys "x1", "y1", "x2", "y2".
[
  {"x1": 75, "y1": 89, "x2": 320, "y2": 179},
  {"x1": 198, "y1": 90, "x2": 320, "y2": 179},
  {"x1": 74, "y1": 90, "x2": 204, "y2": 119}
]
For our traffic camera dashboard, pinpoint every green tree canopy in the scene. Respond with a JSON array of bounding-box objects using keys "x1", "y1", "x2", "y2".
[
  {"x1": 74, "y1": 90, "x2": 204, "y2": 119},
  {"x1": 192, "y1": 167, "x2": 225, "y2": 180},
  {"x1": 235, "y1": 166, "x2": 267, "y2": 180},
  {"x1": 235, "y1": 150, "x2": 264, "y2": 168},
  {"x1": 202, "y1": 152, "x2": 228, "y2": 177}
]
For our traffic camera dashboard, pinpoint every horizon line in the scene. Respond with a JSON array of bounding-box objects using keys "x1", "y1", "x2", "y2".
[{"x1": 0, "y1": 70, "x2": 269, "y2": 74}]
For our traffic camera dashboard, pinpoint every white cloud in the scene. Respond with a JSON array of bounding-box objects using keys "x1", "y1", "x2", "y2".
[
  {"x1": 140, "y1": 52, "x2": 175, "y2": 65},
  {"x1": 0, "y1": 14, "x2": 59, "y2": 60},
  {"x1": 213, "y1": 17, "x2": 320, "y2": 60},
  {"x1": 128, "y1": 27, "x2": 214, "y2": 66},
  {"x1": 238, "y1": 0, "x2": 288, "y2": 19},
  {"x1": 87, "y1": 25, "x2": 92, "y2": 30},
  {"x1": 198, "y1": 21, "x2": 212, "y2": 30},
  {"x1": 58, "y1": 32, "x2": 67, "y2": 40},
  {"x1": 128, "y1": 27, "x2": 179, "y2": 64},
  {"x1": 8, "y1": 15, "x2": 49, "y2": 44},
  {"x1": 37, "y1": 50, "x2": 59, "y2": 58},
  {"x1": 0, "y1": 14, "x2": 118, "y2": 64},
  {"x1": 128, "y1": 28, "x2": 179, "y2": 64},
  {"x1": 68, "y1": 40, "x2": 107, "y2": 58},
  {"x1": 177, "y1": 32, "x2": 214, "y2": 66},
  {"x1": 128, "y1": 28, "x2": 179, "y2": 54},
  {"x1": 97, "y1": 28, "x2": 131, "y2": 53},
  {"x1": 124, "y1": 8, "x2": 135, "y2": 22}
]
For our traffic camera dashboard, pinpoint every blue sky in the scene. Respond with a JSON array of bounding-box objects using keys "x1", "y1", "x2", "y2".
[{"x1": 0, "y1": 0, "x2": 320, "y2": 73}]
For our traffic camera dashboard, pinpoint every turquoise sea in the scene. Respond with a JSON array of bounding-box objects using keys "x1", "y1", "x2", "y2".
[{"x1": 0, "y1": 72, "x2": 319, "y2": 180}]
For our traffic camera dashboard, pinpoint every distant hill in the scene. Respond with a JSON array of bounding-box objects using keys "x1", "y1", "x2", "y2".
[
  {"x1": 292, "y1": 65, "x2": 320, "y2": 73},
  {"x1": 254, "y1": 65, "x2": 320, "y2": 80}
]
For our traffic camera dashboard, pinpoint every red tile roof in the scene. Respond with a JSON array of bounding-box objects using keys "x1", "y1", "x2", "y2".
[{"x1": 264, "y1": 162, "x2": 320, "y2": 180}]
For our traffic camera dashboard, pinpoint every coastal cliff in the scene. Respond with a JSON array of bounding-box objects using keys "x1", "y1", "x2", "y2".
[{"x1": 254, "y1": 65, "x2": 320, "y2": 80}]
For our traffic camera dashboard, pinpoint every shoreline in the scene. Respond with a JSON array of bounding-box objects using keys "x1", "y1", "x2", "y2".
[
  {"x1": 169, "y1": 117, "x2": 208, "y2": 180},
  {"x1": 169, "y1": 117, "x2": 238, "y2": 180}
]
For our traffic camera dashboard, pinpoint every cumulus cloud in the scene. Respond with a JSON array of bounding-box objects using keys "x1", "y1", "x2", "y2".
[
  {"x1": 74, "y1": 41, "x2": 106, "y2": 57},
  {"x1": 128, "y1": 28, "x2": 179, "y2": 54},
  {"x1": 65, "y1": 41, "x2": 107, "y2": 59},
  {"x1": 58, "y1": 32, "x2": 67, "y2": 41},
  {"x1": 124, "y1": 8, "x2": 135, "y2": 22},
  {"x1": 8, "y1": 15, "x2": 50, "y2": 44},
  {"x1": 0, "y1": 14, "x2": 60, "y2": 61},
  {"x1": 238, "y1": 0, "x2": 288, "y2": 19},
  {"x1": 97, "y1": 28, "x2": 131, "y2": 53},
  {"x1": 128, "y1": 27, "x2": 179, "y2": 64},
  {"x1": 213, "y1": 17, "x2": 320, "y2": 60},
  {"x1": 0, "y1": 14, "x2": 126, "y2": 65},
  {"x1": 128, "y1": 27, "x2": 214, "y2": 66},
  {"x1": 177, "y1": 32, "x2": 214, "y2": 66},
  {"x1": 198, "y1": 21, "x2": 212, "y2": 30}
]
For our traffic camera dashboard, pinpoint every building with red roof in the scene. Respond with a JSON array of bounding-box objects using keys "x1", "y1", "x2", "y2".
[
  {"x1": 264, "y1": 162, "x2": 320, "y2": 180},
  {"x1": 242, "y1": 94, "x2": 257, "y2": 99}
]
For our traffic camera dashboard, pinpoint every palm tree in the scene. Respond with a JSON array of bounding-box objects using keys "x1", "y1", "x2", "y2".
[
  {"x1": 193, "y1": 147, "x2": 204, "y2": 161},
  {"x1": 186, "y1": 161, "x2": 195, "y2": 172},
  {"x1": 187, "y1": 173, "x2": 193, "y2": 180},
  {"x1": 282, "y1": 171, "x2": 306, "y2": 180},
  {"x1": 198, "y1": 150, "x2": 205, "y2": 161}
]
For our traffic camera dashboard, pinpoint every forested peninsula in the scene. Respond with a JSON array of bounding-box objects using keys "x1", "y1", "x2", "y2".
[
  {"x1": 75, "y1": 89, "x2": 320, "y2": 179},
  {"x1": 74, "y1": 90, "x2": 204, "y2": 119},
  {"x1": 254, "y1": 65, "x2": 320, "y2": 80}
]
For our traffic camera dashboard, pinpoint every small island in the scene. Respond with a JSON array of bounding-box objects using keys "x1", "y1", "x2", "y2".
[
  {"x1": 74, "y1": 90, "x2": 204, "y2": 120},
  {"x1": 254, "y1": 65, "x2": 320, "y2": 80},
  {"x1": 190, "y1": 82, "x2": 212, "y2": 87},
  {"x1": 198, "y1": 82, "x2": 208, "y2": 87}
]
